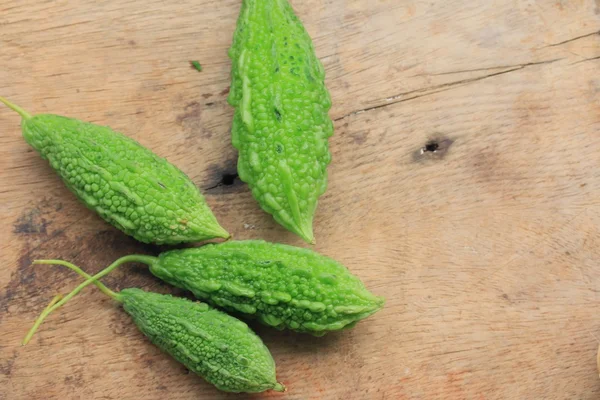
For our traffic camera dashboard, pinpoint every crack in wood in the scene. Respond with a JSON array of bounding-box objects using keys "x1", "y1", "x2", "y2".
[
  {"x1": 543, "y1": 29, "x2": 600, "y2": 47},
  {"x1": 571, "y1": 55, "x2": 600, "y2": 65},
  {"x1": 412, "y1": 59, "x2": 561, "y2": 77},
  {"x1": 333, "y1": 59, "x2": 562, "y2": 122}
]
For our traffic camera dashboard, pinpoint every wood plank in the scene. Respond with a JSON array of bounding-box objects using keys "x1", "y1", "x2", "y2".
[{"x1": 1, "y1": 0, "x2": 599, "y2": 399}]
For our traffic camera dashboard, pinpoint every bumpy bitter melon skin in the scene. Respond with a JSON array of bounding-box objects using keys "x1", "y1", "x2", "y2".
[
  {"x1": 228, "y1": 0, "x2": 334, "y2": 244},
  {"x1": 20, "y1": 113, "x2": 229, "y2": 244},
  {"x1": 148, "y1": 240, "x2": 384, "y2": 335},
  {"x1": 121, "y1": 288, "x2": 284, "y2": 393}
]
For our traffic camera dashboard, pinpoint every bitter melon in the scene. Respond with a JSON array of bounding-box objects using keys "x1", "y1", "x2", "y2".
[
  {"x1": 81, "y1": 240, "x2": 384, "y2": 335},
  {"x1": 228, "y1": 0, "x2": 334, "y2": 244},
  {"x1": 23, "y1": 258, "x2": 284, "y2": 394},
  {"x1": 0, "y1": 97, "x2": 229, "y2": 244}
]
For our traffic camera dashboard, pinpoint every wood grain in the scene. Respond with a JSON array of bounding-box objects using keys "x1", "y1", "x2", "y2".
[{"x1": 1, "y1": 0, "x2": 600, "y2": 399}]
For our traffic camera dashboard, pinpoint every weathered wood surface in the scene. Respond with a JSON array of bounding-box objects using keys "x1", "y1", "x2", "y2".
[{"x1": 1, "y1": 0, "x2": 600, "y2": 399}]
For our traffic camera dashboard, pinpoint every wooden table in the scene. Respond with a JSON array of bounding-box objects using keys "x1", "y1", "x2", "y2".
[{"x1": 1, "y1": 1, "x2": 599, "y2": 399}]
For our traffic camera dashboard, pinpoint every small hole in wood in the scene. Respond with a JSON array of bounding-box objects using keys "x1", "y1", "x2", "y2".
[
  {"x1": 220, "y1": 173, "x2": 238, "y2": 186},
  {"x1": 413, "y1": 136, "x2": 454, "y2": 162},
  {"x1": 423, "y1": 141, "x2": 439, "y2": 153}
]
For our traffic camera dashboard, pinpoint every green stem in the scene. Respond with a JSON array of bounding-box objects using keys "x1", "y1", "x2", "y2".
[
  {"x1": 22, "y1": 254, "x2": 158, "y2": 345},
  {"x1": 33, "y1": 259, "x2": 119, "y2": 299},
  {"x1": 21, "y1": 294, "x2": 63, "y2": 345},
  {"x1": 0, "y1": 96, "x2": 32, "y2": 120}
]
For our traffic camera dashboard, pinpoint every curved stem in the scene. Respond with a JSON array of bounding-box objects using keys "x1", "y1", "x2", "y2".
[
  {"x1": 22, "y1": 294, "x2": 63, "y2": 345},
  {"x1": 22, "y1": 255, "x2": 158, "y2": 345},
  {"x1": 33, "y1": 260, "x2": 118, "y2": 299},
  {"x1": 0, "y1": 96, "x2": 32, "y2": 120}
]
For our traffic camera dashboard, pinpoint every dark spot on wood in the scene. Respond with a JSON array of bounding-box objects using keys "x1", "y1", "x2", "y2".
[
  {"x1": 580, "y1": 183, "x2": 587, "y2": 188},
  {"x1": 350, "y1": 130, "x2": 368, "y2": 145},
  {"x1": 176, "y1": 102, "x2": 208, "y2": 139},
  {"x1": 423, "y1": 141, "x2": 439, "y2": 152},
  {"x1": 205, "y1": 171, "x2": 240, "y2": 192},
  {"x1": 157, "y1": 384, "x2": 168, "y2": 391},
  {"x1": 184, "y1": 101, "x2": 199, "y2": 110},
  {"x1": 501, "y1": 293, "x2": 510, "y2": 301},
  {"x1": 14, "y1": 208, "x2": 49, "y2": 234},
  {"x1": 220, "y1": 173, "x2": 238, "y2": 185},
  {"x1": 205, "y1": 160, "x2": 245, "y2": 193},
  {"x1": 220, "y1": 87, "x2": 230, "y2": 96},
  {"x1": 0, "y1": 237, "x2": 66, "y2": 324},
  {"x1": 412, "y1": 136, "x2": 454, "y2": 163},
  {"x1": 202, "y1": 93, "x2": 213, "y2": 99},
  {"x1": 206, "y1": 102, "x2": 215, "y2": 107},
  {"x1": 565, "y1": 251, "x2": 571, "y2": 256},
  {"x1": 128, "y1": 40, "x2": 137, "y2": 47},
  {"x1": 63, "y1": 369, "x2": 84, "y2": 386},
  {"x1": 145, "y1": 358, "x2": 155, "y2": 368},
  {"x1": 0, "y1": 350, "x2": 17, "y2": 377}
]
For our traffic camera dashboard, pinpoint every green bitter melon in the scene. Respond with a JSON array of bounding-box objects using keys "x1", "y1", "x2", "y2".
[
  {"x1": 23, "y1": 258, "x2": 284, "y2": 393},
  {"x1": 83, "y1": 240, "x2": 384, "y2": 335},
  {"x1": 228, "y1": 0, "x2": 334, "y2": 244},
  {"x1": 0, "y1": 97, "x2": 229, "y2": 244}
]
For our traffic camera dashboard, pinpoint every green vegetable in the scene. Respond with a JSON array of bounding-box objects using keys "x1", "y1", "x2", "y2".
[
  {"x1": 228, "y1": 0, "x2": 334, "y2": 244},
  {"x1": 190, "y1": 60, "x2": 203, "y2": 72},
  {"x1": 0, "y1": 97, "x2": 229, "y2": 244},
  {"x1": 24, "y1": 258, "x2": 284, "y2": 394},
  {"x1": 77, "y1": 240, "x2": 384, "y2": 335}
]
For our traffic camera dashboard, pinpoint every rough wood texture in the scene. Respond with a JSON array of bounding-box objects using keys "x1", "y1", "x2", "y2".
[{"x1": 1, "y1": 0, "x2": 600, "y2": 399}]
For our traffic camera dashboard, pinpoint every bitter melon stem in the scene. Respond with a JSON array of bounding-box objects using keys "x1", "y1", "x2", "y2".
[
  {"x1": 22, "y1": 254, "x2": 158, "y2": 345},
  {"x1": 0, "y1": 96, "x2": 32, "y2": 120},
  {"x1": 34, "y1": 259, "x2": 119, "y2": 298}
]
